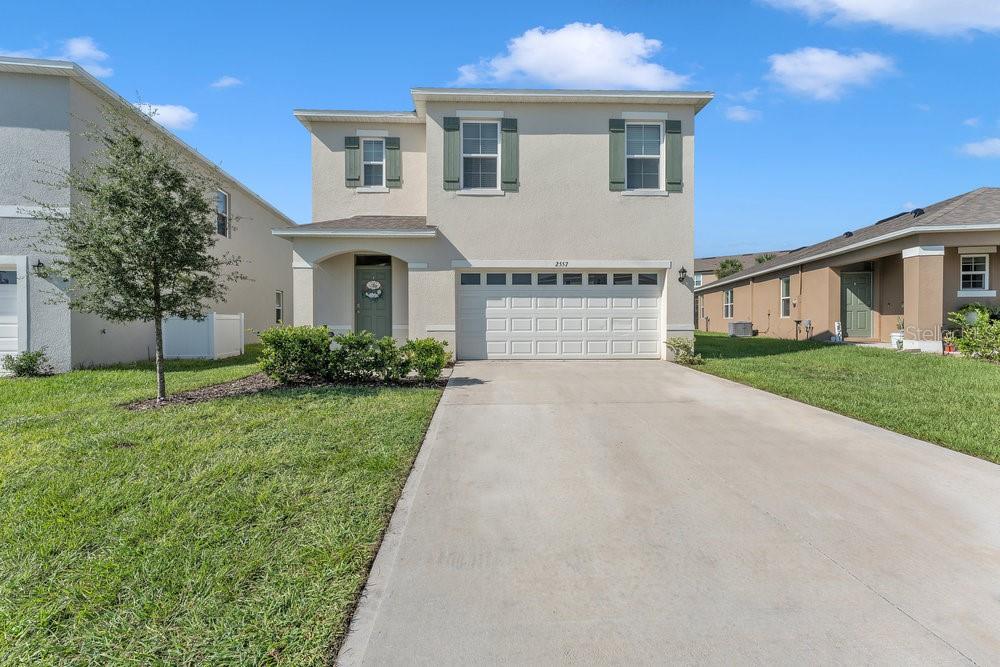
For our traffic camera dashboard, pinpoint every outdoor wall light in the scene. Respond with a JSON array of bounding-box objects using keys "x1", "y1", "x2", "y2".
[
  {"x1": 678, "y1": 266, "x2": 688, "y2": 283},
  {"x1": 33, "y1": 259, "x2": 44, "y2": 270}
]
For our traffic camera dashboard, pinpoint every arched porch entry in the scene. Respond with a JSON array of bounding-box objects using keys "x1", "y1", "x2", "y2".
[{"x1": 303, "y1": 249, "x2": 410, "y2": 343}]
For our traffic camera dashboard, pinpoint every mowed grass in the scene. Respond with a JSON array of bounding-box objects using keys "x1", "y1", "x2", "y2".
[
  {"x1": 694, "y1": 332, "x2": 1000, "y2": 464},
  {"x1": 0, "y1": 347, "x2": 442, "y2": 665}
]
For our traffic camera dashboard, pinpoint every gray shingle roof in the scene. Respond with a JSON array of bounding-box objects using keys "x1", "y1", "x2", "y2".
[
  {"x1": 695, "y1": 250, "x2": 792, "y2": 273},
  {"x1": 697, "y1": 187, "x2": 1000, "y2": 290},
  {"x1": 290, "y1": 215, "x2": 431, "y2": 231}
]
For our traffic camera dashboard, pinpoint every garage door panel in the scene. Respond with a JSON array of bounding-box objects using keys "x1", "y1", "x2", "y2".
[{"x1": 458, "y1": 275, "x2": 662, "y2": 360}]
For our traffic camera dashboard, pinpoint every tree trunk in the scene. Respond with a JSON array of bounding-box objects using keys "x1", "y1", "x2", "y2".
[{"x1": 154, "y1": 314, "x2": 166, "y2": 402}]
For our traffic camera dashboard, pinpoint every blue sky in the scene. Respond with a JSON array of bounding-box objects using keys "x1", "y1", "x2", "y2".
[{"x1": 3, "y1": 1, "x2": 999, "y2": 256}]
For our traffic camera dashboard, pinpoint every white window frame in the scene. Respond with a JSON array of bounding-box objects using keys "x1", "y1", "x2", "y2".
[
  {"x1": 693, "y1": 273, "x2": 703, "y2": 288},
  {"x1": 723, "y1": 289, "x2": 734, "y2": 319},
  {"x1": 960, "y1": 254, "x2": 989, "y2": 291},
  {"x1": 361, "y1": 138, "x2": 386, "y2": 189},
  {"x1": 780, "y1": 277, "x2": 791, "y2": 318},
  {"x1": 460, "y1": 120, "x2": 501, "y2": 192},
  {"x1": 275, "y1": 290, "x2": 284, "y2": 324},
  {"x1": 216, "y1": 189, "x2": 230, "y2": 237},
  {"x1": 625, "y1": 122, "x2": 665, "y2": 192}
]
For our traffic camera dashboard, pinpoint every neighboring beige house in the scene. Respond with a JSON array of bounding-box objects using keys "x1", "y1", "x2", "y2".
[
  {"x1": 278, "y1": 87, "x2": 713, "y2": 360},
  {"x1": 696, "y1": 188, "x2": 1000, "y2": 352},
  {"x1": 693, "y1": 249, "x2": 790, "y2": 324},
  {"x1": 0, "y1": 57, "x2": 294, "y2": 372}
]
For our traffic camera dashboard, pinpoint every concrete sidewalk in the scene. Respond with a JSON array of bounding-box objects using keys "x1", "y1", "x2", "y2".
[{"x1": 340, "y1": 361, "x2": 1000, "y2": 665}]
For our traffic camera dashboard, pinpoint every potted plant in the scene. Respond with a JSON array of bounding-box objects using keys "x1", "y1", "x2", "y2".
[{"x1": 890, "y1": 317, "x2": 905, "y2": 350}]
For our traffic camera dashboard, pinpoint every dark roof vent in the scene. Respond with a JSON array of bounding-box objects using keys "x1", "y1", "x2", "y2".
[
  {"x1": 911, "y1": 207, "x2": 925, "y2": 217},
  {"x1": 843, "y1": 231, "x2": 854, "y2": 238}
]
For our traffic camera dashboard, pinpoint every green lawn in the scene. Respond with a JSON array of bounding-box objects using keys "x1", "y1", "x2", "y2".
[
  {"x1": 0, "y1": 347, "x2": 442, "y2": 665},
  {"x1": 694, "y1": 332, "x2": 1000, "y2": 464}
]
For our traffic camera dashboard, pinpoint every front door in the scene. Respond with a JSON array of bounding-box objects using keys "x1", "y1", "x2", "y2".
[
  {"x1": 842, "y1": 272, "x2": 873, "y2": 338},
  {"x1": 355, "y1": 266, "x2": 392, "y2": 338}
]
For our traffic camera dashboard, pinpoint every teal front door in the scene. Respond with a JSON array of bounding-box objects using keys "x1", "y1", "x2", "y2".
[
  {"x1": 842, "y1": 272, "x2": 873, "y2": 338},
  {"x1": 355, "y1": 266, "x2": 392, "y2": 338}
]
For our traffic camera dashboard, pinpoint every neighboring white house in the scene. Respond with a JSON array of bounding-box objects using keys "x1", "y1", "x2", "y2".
[
  {"x1": 280, "y1": 87, "x2": 712, "y2": 360},
  {"x1": 0, "y1": 57, "x2": 294, "y2": 372}
]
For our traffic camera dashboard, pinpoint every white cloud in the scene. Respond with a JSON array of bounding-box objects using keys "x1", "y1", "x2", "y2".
[
  {"x1": 0, "y1": 36, "x2": 112, "y2": 77},
  {"x1": 134, "y1": 103, "x2": 198, "y2": 131},
  {"x1": 210, "y1": 75, "x2": 243, "y2": 89},
  {"x1": 727, "y1": 88, "x2": 760, "y2": 102},
  {"x1": 963, "y1": 117, "x2": 981, "y2": 127},
  {"x1": 762, "y1": 0, "x2": 1000, "y2": 35},
  {"x1": 455, "y1": 23, "x2": 690, "y2": 89},
  {"x1": 767, "y1": 47, "x2": 894, "y2": 101},
  {"x1": 725, "y1": 105, "x2": 761, "y2": 122},
  {"x1": 960, "y1": 137, "x2": 1000, "y2": 157}
]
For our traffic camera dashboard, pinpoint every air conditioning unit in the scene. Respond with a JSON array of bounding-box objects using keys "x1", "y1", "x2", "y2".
[{"x1": 728, "y1": 321, "x2": 753, "y2": 337}]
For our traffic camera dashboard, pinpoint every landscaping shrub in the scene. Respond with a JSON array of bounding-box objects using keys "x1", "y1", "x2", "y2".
[
  {"x1": 947, "y1": 310, "x2": 1000, "y2": 363},
  {"x1": 402, "y1": 338, "x2": 451, "y2": 382},
  {"x1": 2, "y1": 348, "x2": 53, "y2": 377},
  {"x1": 374, "y1": 335, "x2": 412, "y2": 382},
  {"x1": 258, "y1": 325, "x2": 333, "y2": 382},
  {"x1": 329, "y1": 330, "x2": 381, "y2": 382},
  {"x1": 665, "y1": 337, "x2": 704, "y2": 365}
]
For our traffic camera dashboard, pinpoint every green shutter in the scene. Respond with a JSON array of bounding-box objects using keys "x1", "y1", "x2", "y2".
[
  {"x1": 443, "y1": 116, "x2": 460, "y2": 190},
  {"x1": 609, "y1": 119, "x2": 625, "y2": 191},
  {"x1": 665, "y1": 119, "x2": 682, "y2": 193},
  {"x1": 344, "y1": 136, "x2": 360, "y2": 188},
  {"x1": 500, "y1": 118, "x2": 519, "y2": 192},
  {"x1": 385, "y1": 136, "x2": 401, "y2": 188}
]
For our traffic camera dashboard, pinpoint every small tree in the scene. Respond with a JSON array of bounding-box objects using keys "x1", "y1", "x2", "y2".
[
  {"x1": 31, "y1": 106, "x2": 244, "y2": 400},
  {"x1": 716, "y1": 258, "x2": 744, "y2": 278},
  {"x1": 755, "y1": 253, "x2": 776, "y2": 264}
]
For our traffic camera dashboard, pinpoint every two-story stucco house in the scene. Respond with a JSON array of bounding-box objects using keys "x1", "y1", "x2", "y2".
[
  {"x1": 277, "y1": 87, "x2": 712, "y2": 360},
  {"x1": 0, "y1": 57, "x2": 294, "y2": 372}
]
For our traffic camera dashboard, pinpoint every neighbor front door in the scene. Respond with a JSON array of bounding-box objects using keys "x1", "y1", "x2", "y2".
[
  {"x1": 355, "y1": 266, "x2": 392, "y2": 338},
  {"x1": 842, "y1": 272, "x2": 873, "y2": 338}
]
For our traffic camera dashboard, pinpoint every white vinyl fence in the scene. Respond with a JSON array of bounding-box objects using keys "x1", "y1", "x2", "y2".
[{"x1": 163, "y1": 313, "x2": 245, "y2": 360}]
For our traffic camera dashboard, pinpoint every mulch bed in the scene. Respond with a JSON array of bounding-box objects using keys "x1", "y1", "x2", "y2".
[{"x1": 124, "y1": 369, "x2": 450, "y2": 411}]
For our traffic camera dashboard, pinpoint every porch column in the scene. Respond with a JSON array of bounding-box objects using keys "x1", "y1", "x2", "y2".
[
  {"x1": 902, "y1": 245, "x2": 944, "y2": 352},
  {"x1": 292, "y1": 251, "x2": 316, "y2": 326}
]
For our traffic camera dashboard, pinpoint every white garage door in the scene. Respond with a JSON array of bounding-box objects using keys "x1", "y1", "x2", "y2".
[
  {"x1": 0, "y1": 270, "x2": 18, "y2": 356},
  {"x1": 457, "y1": 270, "x2": 662, "y2": 360}
]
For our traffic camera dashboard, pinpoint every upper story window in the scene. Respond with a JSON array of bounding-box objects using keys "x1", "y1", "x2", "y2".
[
  {"x1": 216, "y1": 190, "x2": 230, "y2": 237},
  {"x1": 723, "y1": 289, "x2": 734, "y2": 319},
  {"x1": 462, "y1": 121, "x2": 499, "y2": 189},
  {"x1": 626, "y1": 123, "x2": 663, "y2": 190},
  {"x1": 780, "y1": 277, "x2": 791, "y2": 318},
  {"x1": 961, "y1": 254, "x2": 989, "y2": 290},
  {"x1": 362, "y1": 139, "x2": 385, "y2": 187},
  {"x1": 275, "y1": 291, "x2": 284, "y2": 324},
  {"x1": 693, "y1": 273, "x2": 703, "y2": 288}
]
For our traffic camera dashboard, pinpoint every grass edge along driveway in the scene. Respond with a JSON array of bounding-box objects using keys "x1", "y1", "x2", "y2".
[
  {"x1": 0, "y1": 348, "x2": 442, "y2": 665},
  {"x1": 693, "y1": 332, "x2": 1000, "y2": 464}
]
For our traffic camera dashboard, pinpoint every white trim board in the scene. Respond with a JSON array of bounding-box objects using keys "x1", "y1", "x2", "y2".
[
  {"x1": 902, "y1": 245, "x2": 945, "y2": 258},
  {"x1": 356, "y1": 129, "x2": 389, "y2": 137},
  {"x1": 957, "y1": 289, "x2": 997, "y2": 298},
  {"x1": 273, "y1": 229, "x2": 437, "y2": 239},
  {"x1": 958, "y1": 246, "x2": 997, "y2": 254},
  {"x1": 621, "y1": 111, "x2": 669, "y2": 120},
  {"x1": 0, "y1": 255, "x2": 29, "y2": 353},
  {"x1": 426, "y1": 324, "x2": 455, "y2": 332},
  {"x1": 452, "y1": 259, "x2": 672, "y2": 269},
  {"x1": 456, "y1": 109, "x2": 504, "y2": 118}
]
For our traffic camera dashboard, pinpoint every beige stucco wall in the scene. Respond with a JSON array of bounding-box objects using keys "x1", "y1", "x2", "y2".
[{"x1": 309, "y1": 121, "x2": 427, "y2": 220}]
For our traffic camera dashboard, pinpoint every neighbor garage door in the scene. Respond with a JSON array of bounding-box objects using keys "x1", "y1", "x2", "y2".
[
  {"x1": 0, "y1": 270, "x2": 18, "y2": 357},
  {"x1": 457, "y1": 270, "x2": 662, "y2": 360}
]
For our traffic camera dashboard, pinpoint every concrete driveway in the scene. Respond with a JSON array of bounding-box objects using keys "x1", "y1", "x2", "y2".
[{"x1": 340, "y1": 361, "x2": 1000, "y2": 665}]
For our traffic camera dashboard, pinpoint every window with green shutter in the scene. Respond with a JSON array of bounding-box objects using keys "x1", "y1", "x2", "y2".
[
  {"x1": 608, "y1": 119, "x2": 625, "y2": 191},
  {"x1": 443, "y1": 117, "x2": 460, "y2": 190},
  {"x1": 665, "y1": 119, "x2": 682, "y2": 192},
  {"x1": 385, "y1": 136, "x2": 401, "y2": 188},
  {"x1": 344, "y1": 136, "x2": 361, "y2": 188},
  {"x1": 500, "y1": 118, "x2": 518, "y2": 192}
]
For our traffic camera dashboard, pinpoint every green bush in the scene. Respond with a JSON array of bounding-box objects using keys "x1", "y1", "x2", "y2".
[
  {"x1": 375, "y1": 335, "x2": 412, "y2": 382},
  {"x1": 2, "y1": 349, "x2": 53, "y2": 377},
  {"x1": 947, "y1": 310, "x2": 1000, "y2": 363},
  {"x1": 402, "y1": 338, "x2": 451, "y2": 382},
  {"x1": 665, "y1": 337, "x2": 704, "y2": 365},
  {"x1": 329, "y1": 330, "x2": 379, "y2": 381},
  {"x1": 258, "y1": 326, "x2": 333, "y2": 383}
]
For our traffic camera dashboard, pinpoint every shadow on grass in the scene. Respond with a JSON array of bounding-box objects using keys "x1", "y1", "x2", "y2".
[{"x1": 695, "y1": 332, "x2": 833, "y2": 361}]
